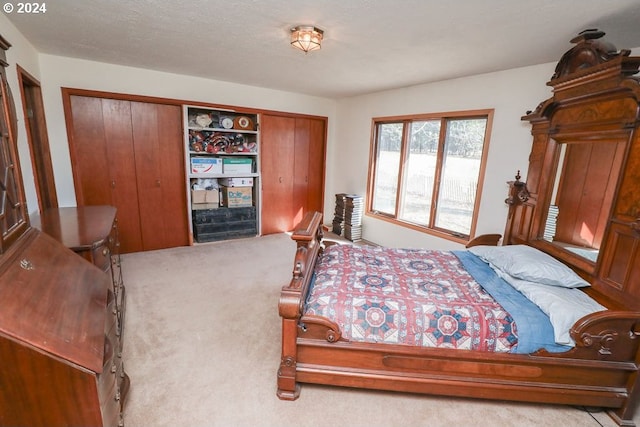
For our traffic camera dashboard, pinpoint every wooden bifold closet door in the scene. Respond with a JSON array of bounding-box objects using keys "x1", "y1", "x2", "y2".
[
  {"x1": 64, "y1": 93, "x2": 189, "y2": 253},
  {"x1": 260, "y1": 113, "x2": 326, "y2": 235}
]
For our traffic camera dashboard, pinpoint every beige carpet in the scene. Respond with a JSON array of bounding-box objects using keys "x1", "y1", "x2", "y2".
[{"x1": 120, "y1": 233, "x2": 623, "y2": 427}]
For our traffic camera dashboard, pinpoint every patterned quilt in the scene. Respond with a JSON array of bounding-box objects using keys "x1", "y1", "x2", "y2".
[{"x1": 304, "y1": 244, "x2": 518, "y2": 352}]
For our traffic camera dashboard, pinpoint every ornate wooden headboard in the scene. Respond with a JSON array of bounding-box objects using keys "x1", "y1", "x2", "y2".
[{"x1": 504, "y1": 29, "x2": 640, "y2": 309}]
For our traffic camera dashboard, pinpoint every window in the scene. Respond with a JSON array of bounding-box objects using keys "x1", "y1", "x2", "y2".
[{"x1": 367, "y1": 110, "x2": 493, "y2": 241}]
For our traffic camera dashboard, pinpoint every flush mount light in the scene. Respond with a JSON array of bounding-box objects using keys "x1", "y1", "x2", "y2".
[{"x1": 290, "y1": 25, "x2": 324, "y2": 53}]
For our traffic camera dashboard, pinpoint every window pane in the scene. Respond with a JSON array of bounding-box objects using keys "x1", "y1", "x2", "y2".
[
  {"x1": 372, "y1": 123, "x2": 403, "y2": 214},
  {"x1": 399, "y1": 120, "x2": 440, "y2": 225},
  {"x1": 434, "y1": 118, "x2": 487, "y2": 235}
]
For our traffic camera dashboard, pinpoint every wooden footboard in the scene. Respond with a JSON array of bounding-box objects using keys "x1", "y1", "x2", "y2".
[
  {"x1": 277, "y1": 211, "x2": 323, "y2": 400},
  {"x1": 277, "y1": 212, "x2": 640, "y2": 426}
]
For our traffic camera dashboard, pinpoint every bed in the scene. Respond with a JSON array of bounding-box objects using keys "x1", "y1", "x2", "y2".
[{"x1": 277, "y1": 30, "x2": 640, "y2": 426}]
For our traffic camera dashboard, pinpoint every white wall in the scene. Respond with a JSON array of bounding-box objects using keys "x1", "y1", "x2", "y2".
[
  {"x1": 3, "y1": 13, "x2": 337, "y2": 217},
  {"x1": 1, "y1": 13, "x2": 42, "y2": 214},
  {"x1": 329, "y1": 47, "x2": 640, "y2": 250},
  {"x1": 329, "y1": 64, "x2": 557, "y2": 250},
  {"x1": 37, "y1": 54, "x2": 337, "y2": 208}
]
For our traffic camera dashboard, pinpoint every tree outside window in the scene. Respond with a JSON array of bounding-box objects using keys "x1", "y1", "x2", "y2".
[{"x1": 367, "y1": 110, "x2": 493, "y2": 241}]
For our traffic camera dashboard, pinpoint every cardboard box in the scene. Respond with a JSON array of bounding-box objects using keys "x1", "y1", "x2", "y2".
[
  {"x1": 191, "y1": 202, "x2": 219, "y2": 210},
  {"x1": 191, "y1": 189, "x2": 219, "y2": 205},
  {"x1": 218, "y1": 177, "x2": 254, "y2": 187},
  {"x1": 222, "y1": 157, "x2": 252, "y2": 174},
  {"x1": 191, "y1": 189, "x2": 207, "y2": 204},
  {"x1": 191, "y1": 157, "x2": 222, "y2": 175},
  {"x1": 220, "y1": 186, "x2": 253, "y2": 207}
]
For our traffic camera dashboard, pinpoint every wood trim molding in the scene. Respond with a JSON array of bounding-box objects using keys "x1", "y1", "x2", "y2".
[
  {"x1": 60, "y1": 87, "x2": 329, "y2": 121},
  {"x1": 17, "y1": 64, "x2": 58, "y2": 211}
]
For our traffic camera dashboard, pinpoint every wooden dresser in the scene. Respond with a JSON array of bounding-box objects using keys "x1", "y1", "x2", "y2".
[
  {"x1": 31, "y1": 205, "x2": 130, "y2": 409},
  {"x1": 31, "y1": 205, "x2": 127, "y2": 356}
]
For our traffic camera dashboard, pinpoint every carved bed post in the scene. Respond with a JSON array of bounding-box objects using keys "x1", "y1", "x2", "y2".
[
  {"x1": 277, "y1": 211, "x2": 323, "y2": 400},
  {"x1": 503, "y1": 171, "x2": 529, "y2": 244}
]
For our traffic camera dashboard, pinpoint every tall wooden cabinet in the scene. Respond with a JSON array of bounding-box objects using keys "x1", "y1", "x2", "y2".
[
  {"x1": 0, "y1": 36, "x2": 29, "y2": 251},
  {"x1": 63, "y1": 92, "x2": 189, "y2": 253},
  {"x1": 260, "y1": 114, "x2": 326, "y2": 234}
]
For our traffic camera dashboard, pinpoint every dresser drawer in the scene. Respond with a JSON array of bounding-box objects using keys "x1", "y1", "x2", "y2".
[
  {"x1": 98, "y1": 335, "x2": 117, "y2": 403},
  {"x1": 99, "y1": 331, "x2": 124, "y2": 425},
  {"x1": 116, "y1": 285, "x2": 126, "y2": 354},
  {"x1": 91, "y1": 243, "x2": 112, "y2": 273},
  {"x1": 98, "y1": 365, "x2": 117, "y2": 407},
  {"x1": 106, "y1": 288, "x2": 122, "y2": 361},
  {"x1": 106, "y1": 289, "x2": 118, "y2": 331},
  {"x1": 100, "y1": 378, "x2": 122, "y2": 427}
]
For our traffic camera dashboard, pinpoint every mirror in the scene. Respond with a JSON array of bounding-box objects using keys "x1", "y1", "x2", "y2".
[{"x1": 541, "y1": 138, "x2": 626, "y2": 264}]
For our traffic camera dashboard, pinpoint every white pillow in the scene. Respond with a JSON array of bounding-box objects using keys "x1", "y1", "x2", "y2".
[
  {"x1": 468, "y1": 245, "x2": 590, "y2": 288},
  {"x1": 494, "y1": 269, "x2": 606, "y2": 345}
]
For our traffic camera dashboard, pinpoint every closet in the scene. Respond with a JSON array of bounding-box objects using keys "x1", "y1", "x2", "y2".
[
  {"x1": 64, "y1": 92, "x2": 327, "y2": 245},
  {"x1": 260, "y1": 113, "x2": 326, "y2": 235},
  {"x1": 63, "y1": 91, "x2": 189, "y2": 253}
]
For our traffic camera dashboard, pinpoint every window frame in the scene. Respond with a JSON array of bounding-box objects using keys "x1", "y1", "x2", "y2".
[{"x1": 366, "y1": 109, "x2": 494, "y2": 244}]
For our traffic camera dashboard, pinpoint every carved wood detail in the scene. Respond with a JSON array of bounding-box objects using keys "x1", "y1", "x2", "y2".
[{"x1": 552, "y1": 29, "x2": 631, "y2": 80}]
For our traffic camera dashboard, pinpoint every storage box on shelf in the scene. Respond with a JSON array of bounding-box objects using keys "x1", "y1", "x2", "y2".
[
  {"x1": 192, "y1": 188, "x2": 219, "y2": 204},
  {"x1": 222, "y1": 157, "x2": 253, "y2": 174},
  {"x1": 220, "y1": 186, "x2": 253, "y2": 207},
  {"x1": 191, "y1": 157, "x2": 222, "y2": 175},
  {"x1": 184, "y1": 105, "x2": 260, "y2": 243},
  {"x1": 190, "y1": 177, "x2": 220, "y2": 211},
  {"x1": 192, "y1": 206, "x2": 257, "y2": 243}
]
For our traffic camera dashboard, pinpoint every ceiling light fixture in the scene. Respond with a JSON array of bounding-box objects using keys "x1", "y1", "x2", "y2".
[{"x1": 290, "y1": 26, "x2": 324, "y2": 53}]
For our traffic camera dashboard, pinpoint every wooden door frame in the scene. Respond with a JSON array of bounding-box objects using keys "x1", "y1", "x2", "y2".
[{"x1": 17, "y1": 65, "x2": 58, "y2": 212}]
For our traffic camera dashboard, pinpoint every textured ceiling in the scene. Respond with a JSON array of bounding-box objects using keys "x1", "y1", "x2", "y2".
[{"x1": 6, "y1": 0, "x2": 640, "y2": 98}]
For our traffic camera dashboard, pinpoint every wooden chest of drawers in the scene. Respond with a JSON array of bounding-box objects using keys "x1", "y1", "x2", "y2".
[
  {"x1": 32, "y1": 206, "x2": 128, "y2": 357},
  {"x1": 23, "y1": 206, "x2": 130, "y2": 426}
]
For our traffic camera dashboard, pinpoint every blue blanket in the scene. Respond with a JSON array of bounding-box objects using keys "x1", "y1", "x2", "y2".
[{"x1": 454, "y1": 251, "x2": 571, "y2": 354}]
